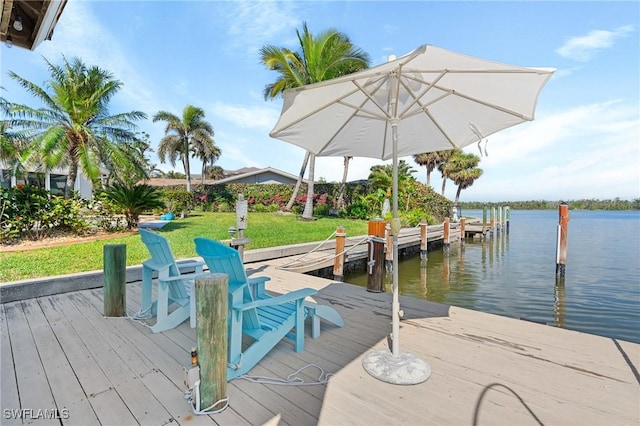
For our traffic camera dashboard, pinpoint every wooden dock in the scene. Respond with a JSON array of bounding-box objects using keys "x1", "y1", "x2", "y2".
[{"x1": 2, "y1": 260, "x2": 639, "y2": 425}]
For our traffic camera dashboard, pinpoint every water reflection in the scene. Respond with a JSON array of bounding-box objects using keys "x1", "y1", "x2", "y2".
[{"x1": 343, "y1": 210, "x2": 640, "y2": 343}]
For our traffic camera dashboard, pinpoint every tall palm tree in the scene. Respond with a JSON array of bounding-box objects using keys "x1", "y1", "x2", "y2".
[
  {"x1": 6, "y1": 57, "x2": 147, "y2": 198},
  {"x1": 445, "y1": 152, "x2": 483, "y2": 204},
  {"x1": 261, "y1": 22, "x2": 370, "y2": 219},
  {"x1": 192, "y1": 133, "x2": 221, "y2": 184},
  {"x1": 336, "y1": 156, "x2": 352, "y2": 211},
  {"x1": 437, "y1": 149, "x2": 460, "y2": 196},
  {"x1": 153, "y1": 105, "x2": 214, "y2": 192},
  {"x1": 413, "y1": 150, "x2": 449, "y2": 187}
]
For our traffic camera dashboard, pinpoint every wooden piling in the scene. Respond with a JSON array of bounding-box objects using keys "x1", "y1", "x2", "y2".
[
  {"x1": 196, "y1": 273, "x2": 228, "y2": 412},
  {"x1": 443, "y1": 217, "x2": 450, "y2": 251},
  {"x1": 333, "y1": 226, "x2": 346, "y2": 281},
  {"x1": 498, "y1": 206, "x2": 503, "y2": 232},
  {"x1": 419, "y1": 220, "x2": 428, "y2": 261},
  {"x1": 556, "y1": 203, "x2": 569, "y2": 279},
  {"x1": 505, "y1": 206, "x2": 511, "y2": 233},
  {"x1": 103, "y1": 244, "x2": 126, "y2": 317},
  {"x1": 482, "y1": 205, "x2": 488, "y2": 238},
  {"x1": 460, "y1": 217, "x2": 466, "y2": 242},
  {"x1": 367, "y1": 220, "x2": 386, "y2": 293},
  {"x1": 490, "y1": 207, "x2": 496, "y2": 235}
]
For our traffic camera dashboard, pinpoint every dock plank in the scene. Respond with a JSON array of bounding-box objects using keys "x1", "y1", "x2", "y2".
[
  {"x1": 4, "y1": 301, "x2": 58, "y2": 425},
  {"x1": 21, "y1": 298, "x2": 99, "y2": 425},
  {"x1": 0, "y1": 304, "x2": 21, "y2": 426}
]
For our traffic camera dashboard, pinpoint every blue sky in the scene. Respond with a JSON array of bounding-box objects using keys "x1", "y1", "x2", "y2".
[{"x1": 2, "y1": 0, "x2": 638, "y2": 202}]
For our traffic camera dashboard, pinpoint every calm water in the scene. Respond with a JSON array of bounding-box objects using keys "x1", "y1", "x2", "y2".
[{"x1": 344, "y1": 210, "x2": 640, "y2": 343}]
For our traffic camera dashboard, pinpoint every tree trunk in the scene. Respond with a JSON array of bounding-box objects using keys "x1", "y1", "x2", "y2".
[
  {"x1": 336, "y1": 156, "x2": 350, "y2": 210},
  {"x1": 441, "y1": 175, "x2": 447, "y2": 196},
  {"x1": 455, "y1": 184, "x2": 462, "y2": 204},
  {"x1": 426, "y1": 169, "x2": 431, "y2": 187},
  {"x1": 183, "y1": 155, "x2": 192, "y2": 192},
  {"x1": 202, "y1": 160, "x2": 206, "y2": 184},
  {"x1": 285, "y1": 151, "x2": 310, "y2": 211},
  {"x1": 65, "y1": 161, "x2": 79, "y2": 199},
  {"x1": 301, "y1": 153, "x2": 316, "y2": 220}
]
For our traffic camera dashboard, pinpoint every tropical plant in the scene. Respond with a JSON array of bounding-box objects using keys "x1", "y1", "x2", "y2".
[
  {"x1": 103, "y1": 183, "x2": 165, "y2": 230},
  {"x1": 260, "y1": 22, "x2": 370, "y2": 219},
  {"x1": 413, "y1": 150, "x2": 450, "y2": 187},
  {"x1": 5, "y1": 56, "x2": 147, "y2": 198},
  {"x1": 192, "y1": 129, "x2": 221, "y2": 184},
  {"x1": 443, "y1": 152, "x2": 483, "y2": 204},
  {"x1": 437, "y1": 149, "x2": 460, "y2": 196},
  {"x1": 368, "y1": 160, "x2": 417, "y2": 192},
  {"x1": 153, "y1": 105, "x2": 215, "y2": 192}
]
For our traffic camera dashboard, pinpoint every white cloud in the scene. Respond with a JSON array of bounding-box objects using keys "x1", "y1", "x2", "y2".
[
  {"x1": 556, "y1": 25, "x2": 634, "y2": 62},
  {"x1": 209, "y1": 102, "x2": 281, "y2": 130}
]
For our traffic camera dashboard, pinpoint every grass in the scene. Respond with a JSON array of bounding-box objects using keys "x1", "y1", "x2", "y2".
[{"x1": 0, "y1": 212, "x2": 370, "y2": 282}]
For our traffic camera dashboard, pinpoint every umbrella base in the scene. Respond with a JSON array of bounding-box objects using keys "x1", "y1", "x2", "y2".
[{"x1": 362, "y1": 349, "x2": 431, "y2": 385}]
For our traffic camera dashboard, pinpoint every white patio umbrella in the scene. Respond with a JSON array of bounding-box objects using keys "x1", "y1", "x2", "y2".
[{"x1": 270, "y1": 44, "x2": 554, "y2": 384}]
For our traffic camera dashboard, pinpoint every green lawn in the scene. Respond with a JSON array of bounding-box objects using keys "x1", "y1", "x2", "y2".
[{"x1": 0, "y1": 212, "x2": 370, "y2": 282}]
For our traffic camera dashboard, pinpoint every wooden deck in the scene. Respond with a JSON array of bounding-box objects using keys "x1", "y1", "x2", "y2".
[{"x1": 2, "y1": 261, "x2": 639, "y2": 425}]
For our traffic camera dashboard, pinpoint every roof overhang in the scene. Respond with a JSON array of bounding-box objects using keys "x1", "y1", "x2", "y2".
[{"x1": 1, "y1": 0, "x2": 67, "y2": 51}]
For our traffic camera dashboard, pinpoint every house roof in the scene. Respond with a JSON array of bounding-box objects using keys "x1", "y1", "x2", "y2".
[
  {"x1": 212, "y1": 166, "x2": 305, "y2": 185},
  {"x1": 1, "y1": 0, "x2": 67, "y2": 51}
]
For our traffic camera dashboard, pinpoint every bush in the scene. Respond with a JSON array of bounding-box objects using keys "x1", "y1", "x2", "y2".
[
  {"x1": 161, "y1": 189, "x2": 193, "y2": 215},
  {"x1": 0, "y1": 186, "x2": 92, "y2": 243}
]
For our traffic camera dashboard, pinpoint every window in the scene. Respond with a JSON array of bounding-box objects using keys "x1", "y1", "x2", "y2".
[
  {"x1": 50, "y1": 174, "x2": 67, "y2": 196},
  {"x1": 0, "y1": 169, "x2": 10, "y2": 189},
  {"x1": 27, "y1": 172, "x2": 46, "y2": 189}
]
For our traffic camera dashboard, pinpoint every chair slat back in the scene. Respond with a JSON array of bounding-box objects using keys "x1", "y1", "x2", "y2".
[
  {"x1": 194, "y1": 237, "x2": 261, "y2": 329},
  {"x1": 140, "y1": 229, "x2": 188, "y2": 300}
]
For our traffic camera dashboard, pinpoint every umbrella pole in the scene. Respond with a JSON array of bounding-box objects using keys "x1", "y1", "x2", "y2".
[
  {"x1": 361, "y1": 120, "x2": 431, "y2": 385},
  {"x1": 391, "y1": 120, "x2": 400, "y2": 357}
]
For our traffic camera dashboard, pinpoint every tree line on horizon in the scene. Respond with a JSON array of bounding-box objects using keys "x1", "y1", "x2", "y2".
[{"x1": 457, "y1": 198, "x2": 640, "y2": 210}]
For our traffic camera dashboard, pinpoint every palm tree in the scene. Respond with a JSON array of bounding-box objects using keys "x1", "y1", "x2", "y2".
[
  {"x1": 192, "y1": 136, "x2": 221, "y2": 184},
  {"x1": 104, "y1": 182, "x2": 165, "y2": 230},
  {"x1": 6, "y1": 57, "x2": 147, "y2": 198},
  {"x1": 368, "y1": 160, "x2": 417, "y2": 192},
  {"x1": 413, "y1": 150, "x2": 449, "y2": 187},
  {"x1": 437, "y1": 149, "x2": 460, "y2": 196},
  {"x1": 336, "y1": 156, "x2": 352, "y2": 211},
  {"x1": 446, "y1": 152, "x2": 483, "y2": 204},
  {"x1": 153, "y1": 105, "x2": 214, "y2": 192},
  {"x1": 261, "y1": 22, "x2": 370, "y2": 219}
]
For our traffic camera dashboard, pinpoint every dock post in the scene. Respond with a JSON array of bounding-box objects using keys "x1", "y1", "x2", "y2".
[
  {"x1": 367, "y1": 219, "x2": 386, "y2": 293},
  {"x1": 196, "y1": 273, "x2": 228, "y2": 413},
  {"x1": 443, "y1": 217, "x2": 450, "y2": 252},
  {"x1": 498, "y1": 206, "x2": 503, "y2": 233},
  {"x1": 420, "y1": 220, "x2": 428, "y2": 262},
  {"x1": 490, "y1": 207, "x2": 496, "y2": 235},
  {"x1": 384, "y1": 222, "x2": 393, "y2": 273},
  {"x1": 505, "y1": 206, "x2": 510, "y2": 233},
  {"x1": 482, "y1": 205, "x2": 488, "y2": 239},
  {"x1": 460, "y1": 217, "x2": 466, "y2": 243},
  {"x1": 333, "y1": 226, "x2": 346, "y2": 281},
  {"x1": 556, "y1": 203, "x2": 569, "y2": 280},
  {"x1": 103, "y1": 244, "x2": 126, "y2": 317}
]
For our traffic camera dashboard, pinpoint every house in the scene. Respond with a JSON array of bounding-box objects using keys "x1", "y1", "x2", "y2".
[
  {"x1": 1, "y1": 0, "x2": 68, "y2": 51},
  {"x1": 146, "y1": 167, "x2": 306, "y2": 187},
  {"x1": 1, "y1": 163, "x2": 99, "y2": 199},
  {"x1": 213, "y1": 167, "x2": 305, "y2": 185}
]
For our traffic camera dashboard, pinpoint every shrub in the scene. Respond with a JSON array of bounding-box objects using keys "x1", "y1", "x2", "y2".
[
  {"x1": 104, "y1": 183, "x2": 166, "y2": 230},
  {"x1": 161, "y1": 189, "x2": 193, "y2": 215}
]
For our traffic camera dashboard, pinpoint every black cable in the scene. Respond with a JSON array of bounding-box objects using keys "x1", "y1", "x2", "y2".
[{"x1": 472, "y1": 382, "x2": 544, "y2": 426}]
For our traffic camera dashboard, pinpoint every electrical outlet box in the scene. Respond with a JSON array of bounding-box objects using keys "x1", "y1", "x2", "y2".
[{"x1": 183, "y1": 365, "x2": 200, "y2": 390}]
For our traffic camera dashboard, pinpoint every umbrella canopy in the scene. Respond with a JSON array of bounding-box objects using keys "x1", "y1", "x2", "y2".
[
  {"x1": 270, "y1": 44, "x2": 554, "y2": 384},
  {"x1": 270, "y1": 44, "x2": 554, "y2": 159}
]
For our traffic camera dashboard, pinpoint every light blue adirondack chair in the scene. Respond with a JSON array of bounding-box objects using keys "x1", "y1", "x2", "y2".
[
  {"x1": 138, "y1": 228, "x2": 204, "y2": 333},
  {"x1": 194, "y1": 237, "x2": 342, "y2": 379}
]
